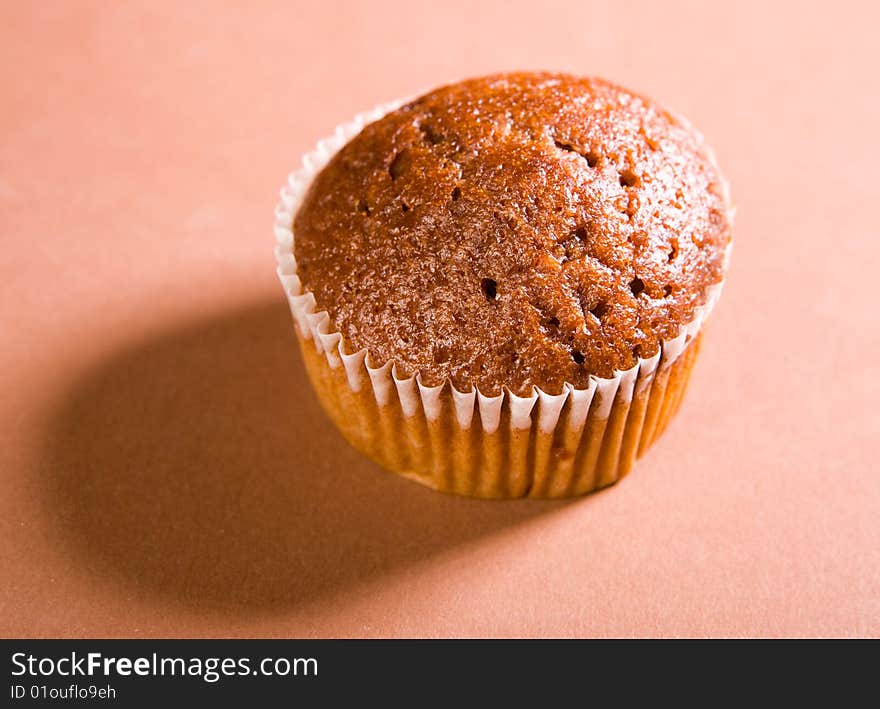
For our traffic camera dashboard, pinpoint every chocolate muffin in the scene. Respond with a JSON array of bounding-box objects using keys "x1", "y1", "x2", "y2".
[{"x1": 276, "y1": 72, "x2": 733, "y2": 498}]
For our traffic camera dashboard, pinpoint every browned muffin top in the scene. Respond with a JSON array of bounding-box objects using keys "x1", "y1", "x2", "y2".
[{"x1": 293, "y1": 72, "x2": 731, "y2": 395}]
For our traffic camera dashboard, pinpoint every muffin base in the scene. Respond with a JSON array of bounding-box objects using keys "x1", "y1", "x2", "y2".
[{"x1": 296, "y1": 323, "x2": 703, "y2": 499}]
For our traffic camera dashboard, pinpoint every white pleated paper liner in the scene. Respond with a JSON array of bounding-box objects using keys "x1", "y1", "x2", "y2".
[{"x1": 273, "y1": 97, "x2": 733, "y2": 498}]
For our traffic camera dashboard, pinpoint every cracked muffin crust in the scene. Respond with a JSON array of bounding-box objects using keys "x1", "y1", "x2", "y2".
[{"x1": 293, "y1": 72, "x2": 731, "y2": 396}]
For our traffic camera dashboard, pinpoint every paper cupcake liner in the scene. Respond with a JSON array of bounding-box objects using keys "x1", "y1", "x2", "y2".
[{"x1": 274, "y1": 98, "x2": 733, "y2": 499}]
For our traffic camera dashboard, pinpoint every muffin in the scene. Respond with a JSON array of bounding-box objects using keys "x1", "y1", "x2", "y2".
[{"x1": 275, "y1": 72, "x2": 732, "y2": 498}]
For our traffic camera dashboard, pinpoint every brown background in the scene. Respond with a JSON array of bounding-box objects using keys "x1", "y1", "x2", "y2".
[{"x1": 1, "y1": 1, "x2": 878, "y2": 637}]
